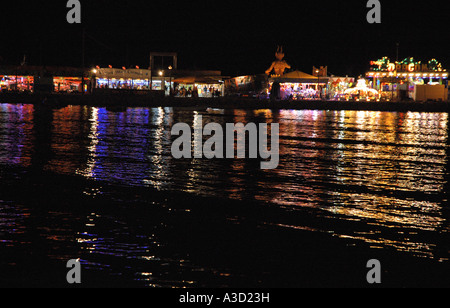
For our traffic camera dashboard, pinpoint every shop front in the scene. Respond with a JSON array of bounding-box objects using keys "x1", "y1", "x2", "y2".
[
  {"x1": 53, "y1": 76, "x2": 89, "y2": 93},
  {"x1": 172, "y1": 76, "x2": 224, "y2": 98},
  {"x1": 93, "y1": 67, "x2": 153, "y2": 91},
  {"x1": 366, "y1": 57, "x2": 448, "y2": 101},
  {"x1": 269, "y1": 70, "x2": 329, "y2": 100},
  {"x1": 0, "y1": 75, "x2": 34, "y2": 92},
  {"x1": 1, "y1": 66, "x2": 91, "y2": 94}
]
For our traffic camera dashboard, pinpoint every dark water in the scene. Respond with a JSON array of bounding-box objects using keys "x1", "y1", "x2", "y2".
[{"x1": 0, "y1": 103, "x2": 449, "y2": 288}]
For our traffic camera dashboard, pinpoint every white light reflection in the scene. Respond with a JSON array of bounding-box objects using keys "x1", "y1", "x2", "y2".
[
  {"x1": 75, "y1": 108, "x2": 99, "y2": 178},
  {"x1": 143, "y1": 107, "x2": 174, "y2": 190}
]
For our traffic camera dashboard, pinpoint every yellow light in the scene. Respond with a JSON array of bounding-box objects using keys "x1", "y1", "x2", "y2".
[
  {"x1": 92, "y1": 69, "x2": 98, "y2": 74},
  {"x1": 159, "y1": 71, "x2": 163, "y2": 76}
]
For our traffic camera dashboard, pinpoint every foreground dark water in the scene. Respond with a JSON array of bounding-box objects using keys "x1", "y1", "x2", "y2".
[{"x1": 0, "y1": 103, "x2": 449, "y2": 288}]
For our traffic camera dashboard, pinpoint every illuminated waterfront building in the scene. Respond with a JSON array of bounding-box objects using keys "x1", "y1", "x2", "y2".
[{"x1": 366, "y1": 57, "x2": 448, "y2": 101}]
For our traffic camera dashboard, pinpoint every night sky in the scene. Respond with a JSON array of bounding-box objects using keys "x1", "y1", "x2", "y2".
[{"x1": 1, "y1": 0, "x2": 448, "y2": 77}]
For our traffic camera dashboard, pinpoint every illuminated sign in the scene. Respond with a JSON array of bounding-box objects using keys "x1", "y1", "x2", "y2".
[{"x1": 369, "y1": 57, "x2": 446, "y2": 73}]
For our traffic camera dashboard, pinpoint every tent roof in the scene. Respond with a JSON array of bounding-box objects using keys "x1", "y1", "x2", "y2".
[
  {"x1": 172, "y1": 76, "x2": 222, "y2": 84},
  {"x1": 270, "y1": 70, "x2": 329, "y2": 83},
  {"x1": 281, "y1": 70, "x2": 316, "y2": 79}
]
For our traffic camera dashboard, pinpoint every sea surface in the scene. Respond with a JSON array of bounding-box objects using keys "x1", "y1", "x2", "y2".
[{"x1": 0, "y1": 103, "x2": 449, "y2": 288}]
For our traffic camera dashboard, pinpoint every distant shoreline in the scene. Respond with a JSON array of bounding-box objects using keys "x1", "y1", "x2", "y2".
[{"x1": 1, "y1": 92, "x2": 449, "y2": 113}]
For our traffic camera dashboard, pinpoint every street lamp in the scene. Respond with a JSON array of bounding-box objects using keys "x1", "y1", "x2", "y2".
[
  {"x1": 168, "y1": 66, "x2": 173, "y2": 96},
  {"x1": 91, "y1": 68, "x2": 98, "y2": 93},
  {"x1": 316, "y1": 69, "x2": 320, "y2": 99},
  {"x1": 159, "y1": 70, "x2": 165, "y2": 93}
]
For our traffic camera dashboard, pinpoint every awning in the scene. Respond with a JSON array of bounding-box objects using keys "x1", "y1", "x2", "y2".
[
  {"x1": 270, "y1": 70, "x2": 329, "y2": 84},
  {"x1": 329, "y1": 77, "x2": 355, "y2": 85},
  {"x1": 172, "y1": 76, "x2": 222, "y2": 84}
]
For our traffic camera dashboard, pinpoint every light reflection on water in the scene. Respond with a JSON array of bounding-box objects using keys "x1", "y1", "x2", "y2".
[{"x1": 0, "y1": 103, "x2": 449, "y2": 286}]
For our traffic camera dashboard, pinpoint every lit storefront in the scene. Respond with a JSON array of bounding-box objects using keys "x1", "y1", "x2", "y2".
[
  {"x1": 274, "y1": 82, "x2": 319, "y2": 100},
  {"x1": 269, "y1": 70, "x2": 329, "y2": 100},
  {"x1": 53, "y1": 76, "x2": 89, "y2": 93},
  {"x1": 366, "y1": 57, "x2": 448, "y2": 101},
  {"x1": 93, "y1": 67, "x2": 153, "y2": 91},
  {"x1": 172, "y1": 76, "x2": 224, "y2": 97},
  {"x1": 0, "y1": 66, "x2": 91, "y2": 94},
  {"x1": 0, "y1": 75, "x2": 34, "y2": 92}
]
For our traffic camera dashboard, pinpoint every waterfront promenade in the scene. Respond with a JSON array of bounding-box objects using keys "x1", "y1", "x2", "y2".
[{"x1": 1, "y1": 92, "x2": 449, "y2": 112}]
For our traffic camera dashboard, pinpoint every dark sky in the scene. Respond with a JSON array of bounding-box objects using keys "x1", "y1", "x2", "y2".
[{"x1": 1, "y1": 0, "x2": 449, "y2": 77}]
